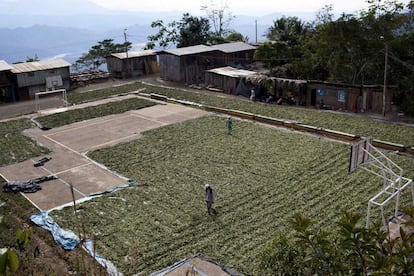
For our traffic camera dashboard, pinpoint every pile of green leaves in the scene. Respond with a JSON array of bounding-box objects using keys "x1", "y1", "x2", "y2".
[
  {"x1": 0, "y1": 119, "x2": 49, "y2": 167},
  {"x1": 51, "y1": 116, "x2": 414, "y2": 274},
  {"x1": 36, "y1": 98, "x2": 157, "y2": 129}
]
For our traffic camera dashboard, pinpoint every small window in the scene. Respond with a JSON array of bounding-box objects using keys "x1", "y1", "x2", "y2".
[
  {"x1": 28, "y1": 72, "x2": 35, "y2": 77},
  {"x1": 49, "y1": 69, "x2": 55, "y2": 74}
]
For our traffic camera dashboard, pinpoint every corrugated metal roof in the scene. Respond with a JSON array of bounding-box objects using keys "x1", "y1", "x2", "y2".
[
  {"x1": 11, "y1": 58, "x2": 71, "y2": 74},
  {"x1": 110, "y1": 50, "x2": 156, "y2": 59},
  {"x1": 207, "y1": 66, "x2": 257, "y2": 78},
  {"x1": 161, "y1": 45, "x2": 216, "y2": 56},
  {"x1": 211, "y1": 42, "x2": 257, "y2": 53},
  {"x1": 0, "y1": 60, "x2": 12, "y2": 71}
]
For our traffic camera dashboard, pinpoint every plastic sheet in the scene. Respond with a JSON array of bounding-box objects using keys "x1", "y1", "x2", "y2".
[{"x1": 30, "y1": 211, "x2": 80, "y2": 250}]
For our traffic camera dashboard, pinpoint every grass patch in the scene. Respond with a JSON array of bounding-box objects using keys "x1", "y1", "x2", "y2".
[
  {"x1": 67, "y1": 82, "x2": 143, "y2": 104},
  {"x1": 138, "y1": 83, "x2": 414, "y2": 146},
  {"x1": 0, "y1": 119, "x2": 49, "y2": 167},
  {"x1": 36, "y1": 98, "x2": 157, "y2": 129},
  {"x1": 50, "y1": 116, "x2": 414, "y2": 274}
]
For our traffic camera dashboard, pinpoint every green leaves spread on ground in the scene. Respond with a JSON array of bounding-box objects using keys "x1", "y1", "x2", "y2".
[
  {"x1": 51, "y1": 116, "x2": 414, "y2": 274},
  {"x1": 138, "y1": 83, "x2": 414, "y2": 146},
  {"x1": 36, "y1": 98, "x2": 157, "y2": 129},
  {"x1": 0, "y1": 119, "x2": 49, "y2": 167}
]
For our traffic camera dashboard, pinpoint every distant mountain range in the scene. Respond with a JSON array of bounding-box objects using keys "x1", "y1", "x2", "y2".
[{"x1": 0, "y1": 0, "x2": 316, "y2": 67}]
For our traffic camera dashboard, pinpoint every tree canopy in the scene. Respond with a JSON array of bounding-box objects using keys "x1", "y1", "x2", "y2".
[
  {"x1": 254, "y1": 0, "x2": 414, "y2": 114},
  {"x1": 145, "y1": 2, "x2": 236, "y2": 49},
  {"x1": 74, "y1": 39, "x2": 131, "y2": 70}
]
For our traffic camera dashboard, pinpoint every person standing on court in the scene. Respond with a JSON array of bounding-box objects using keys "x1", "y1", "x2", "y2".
[
  {"x1": 226, "y1": 117, "x2": 233, "y2": 135},
  {"x1": 204, "y1": 184, "x2": 215, "y2": 215}
]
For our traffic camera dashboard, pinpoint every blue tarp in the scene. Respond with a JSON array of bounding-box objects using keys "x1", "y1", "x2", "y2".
[
  {"x1": 83, "y1": 239, "x2": 120, "y2": 276},
  {"x1": 30, "y1": 211, "x2": 80, "y2": 250}
]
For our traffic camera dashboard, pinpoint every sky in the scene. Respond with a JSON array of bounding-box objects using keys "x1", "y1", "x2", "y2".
[{"x1": 90, "y1": 0, "x2": 373, "y2": 16}]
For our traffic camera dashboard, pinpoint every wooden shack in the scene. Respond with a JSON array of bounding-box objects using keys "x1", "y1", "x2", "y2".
[
  {"x1": 11, "y1": 59, "x2": 71, "y2": 100},
  {"x1": 158, "y1": 45, "x2": 220, "y2": 84},
  {"x1": 205, "y1": 66, "x2": 257, "y2": 94},
  {"x1": 106, "y1": 50, "x2": 158, "y2": 79},
  {"x1": 211, "y1": 42, "x2": 257, "y2": 66},
  {"x1": 0, "y1": 60, "x2": 14, "y2": 103},
  {"x1": 362, "y1": 85, "x2": 393, "y2": 113},
  {"x1": 306, "y1": 81, "x2": 362, "y2": 112}
]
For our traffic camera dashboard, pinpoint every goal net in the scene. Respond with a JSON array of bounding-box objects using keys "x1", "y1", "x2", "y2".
[{"x1": 35, "y1": 89, "x2": 68, "y2": 112}]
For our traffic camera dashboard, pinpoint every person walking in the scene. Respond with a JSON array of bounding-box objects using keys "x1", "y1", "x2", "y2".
[
  {"x1": 226, "y1": 117, "x2": 233, "y2": 135},
  {"x1": 204, "y1": 184, "x2": 215, "y2": 215}
]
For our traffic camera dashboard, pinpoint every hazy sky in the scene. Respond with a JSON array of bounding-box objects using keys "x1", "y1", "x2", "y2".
[{"x1": 90, "y1": 0, "x2": 373, "y2": 16}]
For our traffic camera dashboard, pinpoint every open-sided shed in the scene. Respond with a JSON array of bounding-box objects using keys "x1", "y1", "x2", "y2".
[
  {"x1": 205, "y1": 66, "x2": 257, "y2": 94},
  {"x1": 106, "y1": 50, "x2": 158, "y2": 79}
]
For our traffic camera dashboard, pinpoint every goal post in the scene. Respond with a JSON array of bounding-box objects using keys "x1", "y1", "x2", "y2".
[
  {"x1": 349, "y1": 137, "x2": 413, "y2": 228},
  {"x1": 35, "y1": 89, "x2": 68, "y2": 112}
]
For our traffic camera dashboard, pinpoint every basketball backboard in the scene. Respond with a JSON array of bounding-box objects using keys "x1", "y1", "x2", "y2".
[{"x1": 349, "y1": 137, "x2": 372, "y2": 172}]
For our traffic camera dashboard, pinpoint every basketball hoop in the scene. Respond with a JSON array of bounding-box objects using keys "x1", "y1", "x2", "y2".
[{"x1": 349, "y1": 137, "x2": 413, "y2": 228}]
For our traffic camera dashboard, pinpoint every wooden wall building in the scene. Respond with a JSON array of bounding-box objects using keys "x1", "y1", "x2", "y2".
[
  {"x1": 0, "y1": 60, "x2": 14, "y2": 103},
  {"x1": 159, "y1": 42, "x2": 257, "y2": 85},
  {"x1": 11, "y1": 59, "x2": 71, "y2": 100},
  {"x1": 106, "y1": 50, "x2": 158, "y2": 79},
  {"x1": 159, "y1": 45, "x2": 220, "y2": 84},
  {"x1": 211, "y1": 42, "x2": 256, "y2": 66}
]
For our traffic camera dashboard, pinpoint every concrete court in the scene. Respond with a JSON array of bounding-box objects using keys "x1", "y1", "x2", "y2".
[{"x1": 0, "y1": 102, "x2": 208, "y2": 210}]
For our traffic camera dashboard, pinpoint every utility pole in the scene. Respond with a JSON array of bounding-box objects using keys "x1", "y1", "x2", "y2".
[
  {"x1": 124, "y1": 28, "x2": 129, "y2": 58},
  {"x1": 382, "y1": 41, "x2": 388, "y2": 117},
  {"x1": 255, "y1": 20, "x2": 258, "y2": 44}
]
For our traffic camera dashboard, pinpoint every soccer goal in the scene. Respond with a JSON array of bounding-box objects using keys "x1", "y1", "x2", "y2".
[
  {"x1": 35, "y1": 89, "x2": 68, "y2": 112},
  {"x1": 349, "y1": 137, "x2": 413, "y2": 228}
]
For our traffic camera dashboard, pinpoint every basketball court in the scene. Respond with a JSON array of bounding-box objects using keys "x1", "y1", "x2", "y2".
[{"x1": 0, "y1": 101, "x2": 208, "y2": 210}]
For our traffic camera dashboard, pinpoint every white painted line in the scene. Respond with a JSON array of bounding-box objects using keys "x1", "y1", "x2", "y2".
[
  {"x1": 40, "y1": 165, "x2": 87, "y2": 197},
  {"x1": 30, "y1": 159, "x2": 87, "y2": 197},
  {"x1": 46, "y1": 114, "x2": 132, "y2": 137},
  {"x1": 42, "y1": 135, "x2": 81, "y2": 155},
  {"x1": 129, "y1": 112, "x2": 169, "y2": 126},
  {"x1": 86, "y1": 134, "x2": 141, "y2": 152},
  {"x1": 53, "y1": 162, "x2": 92, "y2": 176}
]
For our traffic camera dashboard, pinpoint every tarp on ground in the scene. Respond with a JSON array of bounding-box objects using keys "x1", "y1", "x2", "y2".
[{"x1": 30, "y1": 211, "x2": 80, "y2": 250}]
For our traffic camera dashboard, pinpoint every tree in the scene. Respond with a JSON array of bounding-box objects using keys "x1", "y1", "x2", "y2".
[
  {"x1": 145, "y1": 20, "x2": 178, "y2": 50},
  {"x1": 74, "y1": 39, "x2": 131, "y2": 70},
  {"x1": 255, "y1": 16, "x2": 308, "y2": 77},
  {"x1": 201, "y1": 0, "x2": 235, "y2": 37},
  {"x1": 146, "y1": 13, "x2": 211, "y2": 49},
  {"x1": 177, "y1": 13, "x2": 211, "y2": 48},
  {"x1": 260, "y1": 207, "x2": 414, "y2": 274}
]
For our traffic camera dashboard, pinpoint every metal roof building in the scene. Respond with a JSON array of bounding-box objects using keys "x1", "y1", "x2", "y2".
[
  {"x1": 207, "y1": 66, "x2": 257, "y2": 78},
  {"x1": 205, "y1": 66, "x2": 257, "y2": 95},
  {"x1": 11, "y1": 59, "x2": 71, "y2": 74},
  {"x1": 0, "y1": 60, "x2": 12, "y2": 71},
  {"x1": 106, "y1": 50, "x2": 158, "y2": 78},
  {"x1": 109, "y1": 50, "x2": 156, "y2": 60},
  {"x1": 211, "y1": 42, "x2": 257, "y2": 53},
  {"x1": 160, "y1": 45, "x2": 217, "y2": 56}
]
